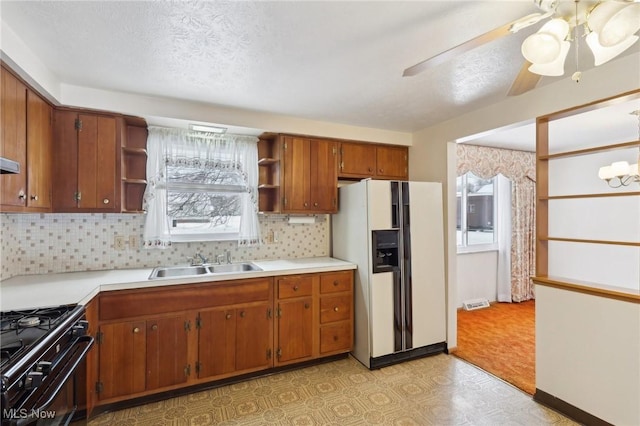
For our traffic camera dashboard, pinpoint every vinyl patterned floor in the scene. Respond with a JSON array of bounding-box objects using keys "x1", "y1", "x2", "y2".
[{"x1": 89, "y1": 354, "x2": 577, "y2": 425}]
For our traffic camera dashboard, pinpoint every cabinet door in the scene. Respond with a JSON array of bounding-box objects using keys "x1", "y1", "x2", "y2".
[
  {"x1": 376, "y1": 146, "x2": 408, "y2": 180},
  {"x1": 98, "y1": 321, "x2": 146, "y2": 399},
  {"x1": 26, "y1": 90, "x2": 52, "y2": 209},
  {"x1": 0, "y1": 68, "x2": 27, "y2": 208},
  {"x1": 146, "y1": 315, "x2": 190, "y2": 390},
  {"x1": 277, "y1": 297, "x2": 313, "y2": 363},
  {"x1": 78, "y1": 114, "x2": 118, "y2": 209},
  {"x1": 339, "y1": 142, "x2": 376, "y2": 178},
  {"x1": 235, "y1": 303, "x2": 273, "y2": 371},
  {"x1": 197, "y1": 309, "x2": 236, "y2": 379},
  {"x1": 282, "y1": 136, "x2": 310, "y2": 212},
  {"x1": 309, "y1": 139, "x2": 338, "y2": 212},
  {"x1": 52, "y1": 110, "x2": 80, "y2": 211}
]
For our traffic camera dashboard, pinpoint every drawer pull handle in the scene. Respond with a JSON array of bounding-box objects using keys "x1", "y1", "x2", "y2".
[
  {"x1": 304, "y1": 303, "x2": 310, "y2": 309},
  {"x1": 103, "y1": 198, "x2": 110, "y2": 204},
  {"x1": 314, "y1": 202, "x2": 318, "y2": 207},
  {"x1": 30, "y1": 195, "x2": 38, "y2": 201},
  {"x1": 226, "y1": 313, "x2": 232, "y2": 320},
  {"x1": 333, "y1": 281, "x2": 339, "y2": 286},
  {"x1": 293, "y1": 285, "x2": 299, "y2": 291},
  {"x1": 240, "y1": 311, "x2": 245, "y2": 318},
  {"x1": 334, "y1": 307, "x2": 339, "y2": 312},
  {"x1": 133, "y1": 327, "x2": 140, "y2": 333},
  {"x1": 333, "y1": 335, "x2": 339, "y2": 341},
  {"x1": 151, "y1": 324, "x2": 158, "y2": 331}
]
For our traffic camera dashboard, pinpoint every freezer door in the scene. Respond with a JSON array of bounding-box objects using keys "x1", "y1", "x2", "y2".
[
  {"x1": 367, "y1": 180, "x2": 393, "y2": 230},
  {"x1": 370, "y1": 270, "x2": 395, "y2": 357}
]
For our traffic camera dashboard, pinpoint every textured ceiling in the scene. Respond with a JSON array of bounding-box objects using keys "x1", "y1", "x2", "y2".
[{"x1": 1, "y1": 0, "x2": 638, "y2": 138}]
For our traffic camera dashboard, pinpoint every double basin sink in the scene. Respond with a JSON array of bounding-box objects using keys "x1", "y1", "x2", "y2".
[{"x1": 149, "y1": 262, "x2": 262, "y2": 280}]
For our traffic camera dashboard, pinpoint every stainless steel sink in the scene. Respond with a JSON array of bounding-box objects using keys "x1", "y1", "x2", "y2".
[
  {"x1": 209, "y1": 262, "x2": 261, "y2": 274},
  {"x1": 149, "y1": 262, "x2": 261, "y2": 279},
  {"x1": 149, "y1": 265, "x2": 210, "y2": 279}
]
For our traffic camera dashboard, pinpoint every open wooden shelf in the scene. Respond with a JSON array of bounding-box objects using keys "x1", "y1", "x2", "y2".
[
  {"x1": 540, "y1": 236, "x2": 640, "y2": 247},
  {"x1": 539, "y1": 139, "x2": 640, "y2": 160},
  {"x1": 540, "y1": 191, "x2": 640, "y2": 200}
]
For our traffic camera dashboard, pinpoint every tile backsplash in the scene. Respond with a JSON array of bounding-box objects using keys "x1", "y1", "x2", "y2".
[{"x1": 0, "y1": 213, "x2": 330, "y2": 280}]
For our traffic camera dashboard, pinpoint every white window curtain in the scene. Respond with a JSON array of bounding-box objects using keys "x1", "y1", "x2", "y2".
[
  {"x1": 496, "y1": 174, "x2": 512, "y2": 302},
  {"x1": 142, "y1": 126, "x2": 260, "y2": 248}
]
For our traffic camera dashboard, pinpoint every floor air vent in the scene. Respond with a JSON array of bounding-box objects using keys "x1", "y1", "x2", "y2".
[{"x1": 462, "y1": 298, "x2": 490, "y2": 311}]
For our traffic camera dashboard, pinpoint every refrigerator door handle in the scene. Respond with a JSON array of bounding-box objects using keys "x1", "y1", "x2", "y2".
[{"x1": 393, "y1": 267, "x2": 403, "y2": 352}]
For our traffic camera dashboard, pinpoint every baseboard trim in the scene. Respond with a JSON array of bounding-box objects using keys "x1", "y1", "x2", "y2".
[{"x1": 534, "y1": 389, "x2": 613, "y2": 426}]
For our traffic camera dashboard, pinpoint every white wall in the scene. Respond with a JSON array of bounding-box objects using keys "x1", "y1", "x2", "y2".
[
  {"x1": 536, "y1": 285, "x2": 640, "y2": 426},
  {"x1": 456, "y1": 251, "x2": 498, "y2": 306}
]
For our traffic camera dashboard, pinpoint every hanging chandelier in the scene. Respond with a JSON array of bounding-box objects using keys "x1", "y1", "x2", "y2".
[
  {"x1": 598, "y1": 110, "x2": 640, "y2": 188},
  {"x1": 520, "y1": 0, "x2": 640, "y2": 80}
]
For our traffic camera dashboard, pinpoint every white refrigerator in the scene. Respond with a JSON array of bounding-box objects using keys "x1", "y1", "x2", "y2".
[{"x1": 332, "y1": 179, "x2": 446, "y2": 369}]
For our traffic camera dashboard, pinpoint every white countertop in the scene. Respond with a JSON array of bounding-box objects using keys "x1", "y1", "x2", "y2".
[{"x1": 0, "y1": 257, "x2": 356, "y2": 311}]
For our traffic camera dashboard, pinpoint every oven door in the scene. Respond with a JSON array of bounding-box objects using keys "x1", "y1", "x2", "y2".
[{"x1": 13, "y1": 335, "x2": 93, "y2": 426}]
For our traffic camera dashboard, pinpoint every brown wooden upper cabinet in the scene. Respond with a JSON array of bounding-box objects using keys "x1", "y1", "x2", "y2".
[
  {"x1": 339, "y1": 141, "x2": 408, "y2": 180},
  {"x1": 0, "y1": 65, "x2": 53, "y2": 212},
  {"x1": 53, "y1": 110, "x2": 121, "y2": 212},
  {"x1": 281, "y1": 135, "x2": 338, "y2": 214}
]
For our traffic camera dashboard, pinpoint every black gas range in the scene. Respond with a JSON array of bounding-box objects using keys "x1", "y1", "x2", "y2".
[{"x1": 1, "y1": 305, "x2": 93, "y2": 426}]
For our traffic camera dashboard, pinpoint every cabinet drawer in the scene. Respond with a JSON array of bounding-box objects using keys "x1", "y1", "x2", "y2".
[
  {"x1": 320, "y1": 271, "x2": 352, "y2": 293},
  {"x1": 320, "y1": 295, "x2": 351, "y2": 324},
  {"x1": 277, "y1": 276, "x2": 313, "y2": 299},
  {"x1": 320, "y1": 323, "x2": 352, "y2": 354}
]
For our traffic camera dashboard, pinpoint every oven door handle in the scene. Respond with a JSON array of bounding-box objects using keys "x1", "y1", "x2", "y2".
[{"x1": 16, "y1": 335, "x2": 94, "y2": 426}]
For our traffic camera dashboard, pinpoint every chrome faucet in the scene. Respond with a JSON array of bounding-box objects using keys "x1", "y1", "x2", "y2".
[
  {"x1": 216, "y1": 250, "x2": 232, "y2": 264},
  {"x1": 190, "y1": 253, "x2": 209, "y2": 266}
]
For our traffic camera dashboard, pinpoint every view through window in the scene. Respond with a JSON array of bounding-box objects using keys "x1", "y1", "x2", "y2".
[{"x1": 456, "y1": 172, "x2": 497, "y2": 249}]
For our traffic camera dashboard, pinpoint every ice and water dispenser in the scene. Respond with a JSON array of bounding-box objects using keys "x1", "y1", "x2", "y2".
[{"x1": 372, "y1": 230, "x2": 400, "y2": 273}]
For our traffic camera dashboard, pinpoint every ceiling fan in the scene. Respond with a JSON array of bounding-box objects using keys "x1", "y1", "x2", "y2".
[{"x1": 402, "y1": 0, "x2": 640, "y2": 96}]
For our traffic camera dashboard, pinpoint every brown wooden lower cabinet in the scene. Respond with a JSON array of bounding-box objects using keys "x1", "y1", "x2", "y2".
[{"x1": 92, "y1": 271, "x2": 353, "y2": 407}]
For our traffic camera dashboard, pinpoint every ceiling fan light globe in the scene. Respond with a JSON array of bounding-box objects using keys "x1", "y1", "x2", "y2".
[
  {"x1": 522, "y1": 32, "x2": 561, "y2": 64},
  {"x1": 599, "y1": 3, "x2": 640, "y2": 47},
  {"x1": 587, "y1": 32, "x2": 639, "y2": 65},
  {"x1": 527, "y1": 40, "x2": 570, "y2": 76},
  {"x1": 587, "y1": 1, "x2": 627, "y2": 34}
]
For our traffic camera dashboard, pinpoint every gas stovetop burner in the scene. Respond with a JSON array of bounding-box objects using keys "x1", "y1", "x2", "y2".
[{"x1": 17, "y1": 316, "x2": 41, "y2": 327}]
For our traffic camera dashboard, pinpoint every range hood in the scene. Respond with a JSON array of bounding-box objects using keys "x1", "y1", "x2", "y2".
[{"x1": 0, "y1": 157, "x2": 20, "y2": 174}]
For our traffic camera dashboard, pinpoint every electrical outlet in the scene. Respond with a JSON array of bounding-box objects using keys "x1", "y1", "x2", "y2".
[
  {"x1": 114, "y1": 235, "x2": 126, "y2": 251},
  {"x1": 129, "y1": 235, "x2": 139, "y2": 249}
]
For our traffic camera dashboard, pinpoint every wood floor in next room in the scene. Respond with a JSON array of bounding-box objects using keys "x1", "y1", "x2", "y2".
[
  {"x1": 89, "y1": 351, "x2": 575, "y2": 425},
  {"x1": 455, "y1": 300, "x2": 536, "y2": 395}
]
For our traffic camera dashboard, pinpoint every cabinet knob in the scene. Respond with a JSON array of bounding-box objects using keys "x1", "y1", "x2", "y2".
[
  {"x1": 151, "y1": 324, "x2": 158, "y2": 331},
  {"x1": 334, "y1": 307, "x2": 339, "y2": 312},
  {"x1": 333, "y1": 280, "x2": 339, "y2": 286},
  {"x1": 103, "y1": 198, "x2": 110, "y2": 204},
  {"x1": 226, "y1": 313, "x2": 232, "y2": 320},
  {"x1": 333, "y1": 335, "x2": 339, "y2": 341},
  {"x1": 133, "y1": 327, "x2": 140, "y2": 333},
  {"x1": 379, "y1": 169, "x2": 384, "y2": 173},
  {"x1": 304, "y1": 303, "x2": 310, "y2": 309},
  {"x1": 30, "y1": 195, "x2": 38, "y2": 201},
  {"x1": 18, "y1": 191, "x2": 26, "y2": 201},
  {"x1": 314, "y1": 202, "x2": 318, "y2": 207},
  {"x1": 304, "y1": 202, "x2": 308, "y2": 207},
  {"x1": 240, "y1": 311, "x2": 245, "y2": 318},
  {"x1": 293, "y1": 285, "x2": 299, "y2": 291},
  {"x1": 368, "y1": 167, "x2": 373, "y2": 172}
]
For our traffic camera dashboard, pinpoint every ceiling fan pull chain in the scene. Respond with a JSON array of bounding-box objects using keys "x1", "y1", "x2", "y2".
[{"x1": 571, "y1": 0, "x2": 581, "y2": 83}]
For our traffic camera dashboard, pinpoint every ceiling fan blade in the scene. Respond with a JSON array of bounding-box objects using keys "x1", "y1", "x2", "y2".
[
  {"x1": 507, "y1": 61, "x2": 542, "y2": 96},
  {"x1": 402, "y1": 12, "x2": 550, "y2": 78},
  {"x1": 403, "y1": 22, "x2": 515, "y2": 77}
]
